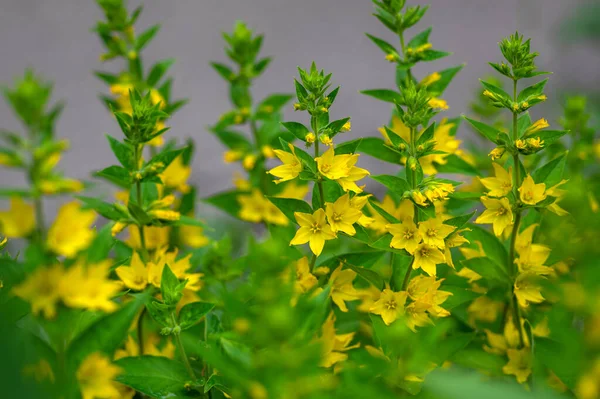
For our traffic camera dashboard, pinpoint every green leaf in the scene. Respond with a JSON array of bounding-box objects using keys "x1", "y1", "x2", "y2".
[
  {"x1": 517, "y1": 78, "x2": 548, "y2": 102},
  {"x1": 365, "y1": 33, "x2": 397, "y2": 55},
  {"x1": 436, "y1": 154, "x2": 482, "y2": 176},
  {"x1": 407, "y1": 27, "x2": 432, "y2": 48},
  {"x1": 369, "y1": 200, "x2": 400, "y2": 224},
  {"x1": 148, "y1": 148, "x2": 185, "y2": 173},
  {"x1": 95, "y1": 165, "x2": 130, "y2": 188},
  {"x1": 146, "y1": 299, "x2": 173, "y2": 328},
  {"x1": 359, "y1": 137, "x2": 402, "y2": 164},
  {"x1": 281, "y1": 121, "x2": 310, "y2": 142},
  {"x1": 67, "y1": 294, "x2": 148, "y2": 370},
  {"x1": 528, "y1": 129, "x2": 568, "y2": 146},
  {"x1": 147, "y1": 59, "x2": 175, "y2": 87},
  {"x1": 136, "y1": 25, "x2": 160, "y2": 51},
  {"x1": 335, "y1": 138, "x2": 362, "y2": 155},
  {"x1": 267, "y1": 197, "x2": 312, "y2": 224},
  {"x1": 77, "y1": 196, "x2": 125, "y2": 221},
  {"x1": 444, "y1": 211, "x2": 476, "y2": 230},
  {"x1": 324, "y1": 117, "x2": 351, "y2": 138},
  {"x1": 360, "y1": 89, "x2": 402, "y2": 104},
  {"x1": 420, "y1": 49, "x2": 451, "y2": 62},
  {"x1": 255, "y1": 94, "x2": 293, "y2": 119},
  {"x1": 178, "y1": 302, "x2": 215, "y2": 331},
  {"x1": 463, "y1": 225, "x2": 508, "y2": 270},
  {"x1": 115, "y1": 356, "x2": 200, "y2": 398},
  {"x1": 371, "y1": 175, "x2": 410, "y2": 195},
  {"x1": 211, "y1": 62, "x2": 234, "y2": 81},
  {"x1": 450, "y1": 348, "x2": 505, "y2": 376},
  {"x1": 346, "y1": 264, "x2": 384, "y2": 290},
  {"x1": 204, "y1": 190, "x2": 242, "y2": 220},
  {"x1": 463, "y1": 116, "x2": 503, "y2": 144},
  {"x1": 106, "y1": 135, "x2": 133, "y2": 169},
  {"x1": 212, "y1": 129, "x2": 252, "y2": 151},
  {"x1": 426, "y1": 65, "x2": 464, "y2": 96},
  {"x1": 532, "y1": 153, "x2": 566, "y2": 188},
  {"x1": 127, "y1": 202, "x2": 152, "y2": 225},
  {"x1": 460, "y1": 257, "x2": 510, "y2": 285},
  {"x1": 416, "y1": 122, "x2": 435, "y2": 146},
  {"x1": 161, "y1": 265, "x2": 186, "y2": 307},
  {"x1": 480, "y1": 79, "x2": 511, "y2": 102}
]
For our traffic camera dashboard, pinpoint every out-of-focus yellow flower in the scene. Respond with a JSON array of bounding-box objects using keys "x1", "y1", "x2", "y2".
[
  {"x1": 294, "y1": 256, "x2": 318, "y2": 294},
  {"x1": 368, "y1": 197, "x2": 413, "y2": 235},
  {"x1": 47, "y1": 202, "x2": 96, "y2": 258},
  {"x1": 514, "y1": 271, "x2": 544, "y2": 308},
  {"x1": 329, "y1": 264, "x2": 360, "y2": 312},
  {"x1": 503, "y1": 348, "x2": 531, "y2": 384},
  {"x1": 179, "y1": 222, "x2": 210, "y2": 248},
  {"x1": 126, "y1": 225, "x2": 170, "y2": 250},
  {"x1": 23, "y1": 359, "x2": 55, "y2": 383},
  {"x1": 116, "y1": 251, "x2": 148, "y2": 291},
  {"x1": 320, "y1": 312, "x2": 359, "y2": 369},
  {"x1": 243, "y1": 153, "x2": 257, "y2": 170},
  {"x1": 12, "y1": 264, "x2": 64, "y2": 319},
  {"x1": 467, "y1": 296, "x2": 504, "y2": 325},
  {"x1": 159, "y1": 155, "x2": 191, "y2": 193},
  {"x1": 420, "y1": 72, "x2": 441, "y2": 87},
  {"x1": 76, "y1": 352, "x2": 123, "y2": 399},
  {"x1": 60, "y1": 260, "x2": 121, "y2": 312},
  {"x1": 428, "y1": 97, "x2": 449, "y2": 110},
  {"x1": 0, "y1": 197, "x2": 36, "y2": 238}
]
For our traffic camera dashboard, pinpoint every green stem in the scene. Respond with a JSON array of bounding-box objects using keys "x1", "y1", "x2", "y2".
[
  {"x1": 309, "y1": 253, "x2": 318, "y2": 273},
  {"x1": 134, "y1": 143, "x2": 150, "y2": 261},
  {"x1": 137, "y1": 307, "x2": 146, "y2": 355},
  {"x1": 33, "y1": 194, "x2": 45, "y2": 243},
  {"x1": 508, "y1": 78, "x2": 525, "y2": 348},
  {"x1": 401, "y1": 258, "x2": 415, "y2": 291},
  {"x1": 400, "y1": 126, "x2": 419, "y2": 292},
  {"x1": 312, "y1": 116, "x2": 325, "y2": 207},
  {"x1": 399, "y1": 29, "x2": 413, "y2": 84},
  {"x1": 171, "y1": 313, "x2": 196, "y2": 380},
  {"x1": 250, "y1": 118, "x2": 269, "y2": 194}
]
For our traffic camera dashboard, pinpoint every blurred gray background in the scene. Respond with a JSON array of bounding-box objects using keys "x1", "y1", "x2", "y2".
[{"x1": 1, "y1": 0, "x2": 598, "y2": 214}]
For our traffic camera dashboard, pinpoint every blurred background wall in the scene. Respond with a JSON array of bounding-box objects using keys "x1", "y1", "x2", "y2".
[{"x1": 1, "y1": 0, "x2": 598, "y2": 215}]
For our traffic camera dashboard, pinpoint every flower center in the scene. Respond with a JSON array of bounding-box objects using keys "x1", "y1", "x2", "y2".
[
  {"x1": 310, "y1": 222, "x2": 321, "y2": 234},
  {"x1": 385, "y1": 300, "x2": 397, "y2": 310},
  {"x1": 420, "y1": 248, "x2": 430, "y2": 257},
  {"x1": 523, "y1": 191, "x2": 533, "y2": 201},
  {"x1": 321, "y1": 163, "x2": 331, "y2": 173},
  {"x1": 426, "y1": 228, "x2": 437, "y2": 238},
  {"x1": 403, "y1": 229, "x2": 414, "y2": 240}
]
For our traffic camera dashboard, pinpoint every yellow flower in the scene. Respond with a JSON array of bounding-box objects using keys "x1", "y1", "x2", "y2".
[
  {"x1": 337, "y1": 159, "x2": 370, "y2": 193},
  {"x1": 503, "y1": 348, "x2": 531, "y2": 384},
  {"x1": 12, "y1": 264, "x2": 64, "y2": 319},
  {"x1": 350, "y1": 194, "x2": 374, "y2": 227},
  {"x1": 480, "y1": 162, "x2": 512, "y2": 197},
  {"x1": 260, "y1": 145, "x2": 275, "y2": 159},
  {"x1": 370, "y1": 288, "x2": 408, "y2": 325},
  {"x1": 356, "y1": 285, "x2": 381, "y2": 313},
  {"x1": 126, "y1": 225, "x2": 170, "y2": 250},
  {"x1": 0, "y1": 197, "x2": 36, "y2": 238},
  {"x1": 428, "y1": 97, "x2": 449, "y2": 110},
  {"x1": 413, "y1": 243, "x2": 445, "y2": 276},
  {"x1": 305, "y1": 132, "x2": 316, "y2": 143},
  {"x1": 341, "y1": 121, "x2": 351, "y2": 132},
  {"x1": 77, "y1": 352, "x2": 122, "y2": 399},
  {"x1": 277, "y1": 181, "x2": 309, "y2": 200},
  {"x1": 116, "y1": 251, "x2": 148, "y2": 291},
  {"x1": 387, "y1": 219, "x2": 422, "y2": 254},
  {"x1": 294, "y1": 256, "x2": 318, "y2": 294},
  {"x1": 320, "y1": 134, "x2": 333, "y2": 146},
  {"x1": 237, "y1": 189, "x2": 288, "y2": 226},
  {"x1": 243, "y1": 153, "x2": 257, "y2": 170},
  {"x1": 368, "y1": 197, "x2": 414, "y2": 235},
  {"x1": 467, "y1": 296, "x2": 504, "y2": 325},
  {"x1": 325, "y1": 193, "x2": 362, "y2": 235},
  {"x1": 418, "y1": 217, "x2": 455, "y2": 249},
  {"x1": 379, "y1": 115, "x2": 410, "y2": 146},
  {"x1": 475, "y1": 197, "x2": 513, "y2": 237},
  {"x1": 514, "y1": 271, "x2": 545, "y2": 308},
  {"x1": 320, "y1": 312, "x2": 359, "y2": 368},
  {"x1": 179, "y1": 223, "x2": 210, "y2": 248},
  {"x1": 518, "y1": 175, "x2": 546, "y2": 205},
  {"x1": 525, "y1": 118, "x2": 549, "y2": 135},
  {"x1": 268, "y1": 143, "x2": 303, "y2": 184},
  {"x1": 488, "y1": 147, "x2": 505, "y2": 160},
  {"x1": 420, "y1": 72, "x2": 441, "y2": 87},
  {"x1": 316, "y1": 146, "x2": 353, "y2": 180},
  {"x1": 223, "y1": 150, "x2": 243, "y2": 163},
  {"x1": 148, "y1": 248, "x2": 202, "y2": 291},
  {"x1": 411, "y1": 190, "x2": 429, "y2": 206},
  {"x1": 23, "y1": 359, "x2": 55, "y2": 383},
  {"x1": 290, "y1": 208, "x2": 336, "y2": 256},
  {"x1": 515, "y1": 245, "x2": 553, "y2": 276},
  {"x1": 159, "y1": 155, "x2": 191, "y2": 193},
  {"x1": 47, "y1": 202, "x2": 96, "y2": 258},
  {"x1": 329, "y1": 264, "x2": 360, "y2": 312},
  {"x1": 60, "y1": 260, "x2": 121, "y2": 312}
]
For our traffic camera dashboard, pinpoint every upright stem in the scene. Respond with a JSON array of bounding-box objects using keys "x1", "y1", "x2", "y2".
[
  {"x1": 33, "y1": 194, "x2": 45, "y2": 243},
  {"x1": 399, "y1": 30, "x2": 413, "y2": 84},
  {"x1": 134, "y1": 143, "x2": 150, "y2": 261},
  {"x1": 400, "y1": 126, "x2": 419, "y2": 291},
  {"x1": 250, "y1": 119, "x2": 269, "y2": 194},
  {"x1": 312, "y1": 116, "x2": 325, "y2": 207},
  {"x1": 508, "y1": 78, "x2": 525, "y2": 348},
  {"x1": 137, "y1": 307, "x2": 146, "y2": 355},
  {"x1": 171, "y1": 313, "x2": 196, "y2": 380}
]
